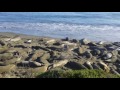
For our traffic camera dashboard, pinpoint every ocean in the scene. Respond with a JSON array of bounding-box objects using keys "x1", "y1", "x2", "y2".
[{"x1": 0, "y1": 12, "x2": 120, "y2": 41}]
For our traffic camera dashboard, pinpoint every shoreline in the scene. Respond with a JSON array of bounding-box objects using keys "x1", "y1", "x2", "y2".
[
  {"x1": 0, "y1": 32, "x2": 114, "y2": 43},
  {"x1": 0, "y1": 32, "x2": 56, "y2": 39}
]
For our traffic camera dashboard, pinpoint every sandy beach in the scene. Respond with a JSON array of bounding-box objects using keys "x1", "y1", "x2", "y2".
[{"x1": 0, "y1": 32, "x2": 120, "y2": 78}]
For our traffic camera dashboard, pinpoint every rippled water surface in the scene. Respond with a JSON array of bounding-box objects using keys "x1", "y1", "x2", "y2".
[{"x1": 0, "y1": 12, "x2": 120, "y2": 41}]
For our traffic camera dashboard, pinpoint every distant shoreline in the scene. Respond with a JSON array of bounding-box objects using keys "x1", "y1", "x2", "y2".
[
  {"x1": 0, "y1": 32, "x2": 114, "y2": 43},
  {"x1": 0, "y1": 32, "x2": 59, "y2": 40}
]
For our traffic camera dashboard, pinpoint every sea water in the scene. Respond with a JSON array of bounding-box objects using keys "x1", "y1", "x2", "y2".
[{"x1": 0, "y1": 12, "x2": 120, "y2": 41}]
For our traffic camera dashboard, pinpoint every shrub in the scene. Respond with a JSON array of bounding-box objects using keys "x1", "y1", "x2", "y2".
[{"x1": 37, "y1": 69, "x2": 120, "y2": 78}]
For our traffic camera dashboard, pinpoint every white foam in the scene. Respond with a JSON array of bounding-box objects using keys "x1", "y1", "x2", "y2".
[
  {"x1": 0, "y1": 22, "x2": 120, "y2": 42},
  {"x1": 0, "y1": 22, "x2": 120, "y2": 31}
]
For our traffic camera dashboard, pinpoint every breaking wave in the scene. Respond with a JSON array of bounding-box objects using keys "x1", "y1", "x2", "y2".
[
  {"x1": 0, "y1": 22, "x2": 120, "y2": 31},
  {"x1": 0, "y1": 22, "x2": 120, "y2": 42}
]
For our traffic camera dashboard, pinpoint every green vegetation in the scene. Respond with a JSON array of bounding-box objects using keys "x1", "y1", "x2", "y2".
[{"x1": 37, "y1": 69, "x2": 120, "y2": 78}]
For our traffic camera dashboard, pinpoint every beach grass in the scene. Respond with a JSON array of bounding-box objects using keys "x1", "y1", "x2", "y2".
[{"x1": 37, "y1": 69, "x2": 120, "y2": 78}]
